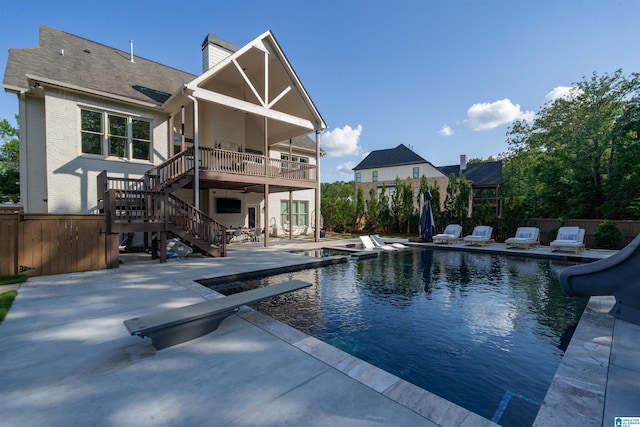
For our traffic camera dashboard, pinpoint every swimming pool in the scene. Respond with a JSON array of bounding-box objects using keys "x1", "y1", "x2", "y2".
[{"x1": 211, "y1": 248, "x2": 588, "y2": 426}]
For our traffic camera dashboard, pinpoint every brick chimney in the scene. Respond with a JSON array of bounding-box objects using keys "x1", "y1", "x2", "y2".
[{"x1": 201, "y1": 34, "x2": 239, "y2": 73}]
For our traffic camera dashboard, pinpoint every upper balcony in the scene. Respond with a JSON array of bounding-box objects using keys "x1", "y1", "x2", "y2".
[{"x1": 100, "y1": 146, "x2": 318, "y2": 197}]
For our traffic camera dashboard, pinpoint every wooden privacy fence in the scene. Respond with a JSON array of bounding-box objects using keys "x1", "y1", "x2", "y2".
[
  {"x1": 0, "y1": 212, "x2": 106, "y2": 277},
  {"x1": 530, "y1": 218, "x2": 640, "y2": 248}
]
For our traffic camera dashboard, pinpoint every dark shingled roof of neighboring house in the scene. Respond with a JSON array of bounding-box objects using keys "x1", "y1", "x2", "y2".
[
  {"x1": 3, "y1": 25, "x2": 196, "y2": 106},
  {"x1": 438, "y1": 160, "x2": 503, "y2": 186},
  {"x1": 353, "y1": 144, "x2": 432, "y2": 170}
]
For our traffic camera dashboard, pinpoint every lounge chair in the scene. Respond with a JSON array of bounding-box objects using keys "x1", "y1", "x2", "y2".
[
  {"x1": 505, "y1": 227, "x2": 540, "y2": 250},
  {"x1": 432, "y1": 224, "x2": 463, "y2": 244},
  {"x1": 550, "y1": 227, "x2": 585, "y2": 253},
  {"x1": 463, "y1": 225, "x2": 494, "y2": 246},
  {"x1": 360, "y1": 235, "x2": 395, "y2": 250},
  {"x1": 371, "y1": 234, "x2": 408, "y2": 249}
]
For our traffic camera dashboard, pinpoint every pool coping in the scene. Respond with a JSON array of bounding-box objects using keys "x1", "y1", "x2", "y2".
[
  {"x1": 185, "y1": 277, "x2": 498, "y2": 426},
  {"x1": 194, "y1": 242, "x2": 617, "y2": 426}
]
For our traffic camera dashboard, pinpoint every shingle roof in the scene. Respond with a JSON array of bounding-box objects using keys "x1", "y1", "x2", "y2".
[
  {"x1": 3, "y1": 25, "x2": 196, "y2": 106},
  {"x1": 438, "y1": 160, "x2": 503, "y2": 186},
  {"x1": 353, "y1": 144, "x2": 429, "y2": 170},
  {"x1": 3, "y1": 25, "x2": 319, "y2": 153},
  {"x1": 273, "y1": 134, "x2": 326, "y2": 154}
]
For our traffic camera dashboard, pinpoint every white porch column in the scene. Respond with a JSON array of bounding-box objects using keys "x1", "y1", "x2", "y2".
[{"x1": 315, "y1": 130, "x2": 321, "y2": 242}]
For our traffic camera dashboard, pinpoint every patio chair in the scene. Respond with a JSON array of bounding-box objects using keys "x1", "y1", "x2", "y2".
[
  {"x1": 231, "y1": 227, "x2": 245, "y2": 243},
  {"x1": 463, "y1": 225, "x2": 494, "y2": 246},
  {"x1": 550, "y1": 227, "x2": 585, "y2": 253},
  {"x1": 432, "y1": 224, "x2": 463, "y2": 244},
  {"x1": 247, "y1": 228, "x2": 260, "y2": 242},
  {"x1": 360, "y1": 235, "x2": 394, "y2": 251},
  {"x1": 505, "y1": 227, "x2": 540, "y2": 249},
  {"x1": 371, "y1": 234, "x2": 408, "y2": 249}
]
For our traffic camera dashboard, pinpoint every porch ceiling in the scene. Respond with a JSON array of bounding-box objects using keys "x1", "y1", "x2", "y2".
[
  {"x1": 185, "y1": 180, "x2": 314, "y2": 195},
  {"x1": 170, "y1": 31, "x2": 324, "y2": 144}
]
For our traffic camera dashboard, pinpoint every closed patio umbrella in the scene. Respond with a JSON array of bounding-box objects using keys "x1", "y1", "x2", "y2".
[{"x1": 420, "y1": 191, "x2": 436, "y2": 241}]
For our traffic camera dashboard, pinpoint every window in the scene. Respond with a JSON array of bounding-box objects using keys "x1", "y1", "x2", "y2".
[
  {"x1": 108, "y1": 115, "x2": 127, "y2": 157},
  {"x1": 356, "y1": 172, "x2": 361, "y2": 183},
  {"x1": 281, "y1": 154, "x2": 309, "y2": 163},
  {"x1": 80, "y1": 108, "x2": 152, "y2": 161},
  {"x1": 280, "y1": 200, "x2": 308, "y2": 227},
  {"x1": 372, "y1": 171, "x2": 378, "y2": 182},
  {"x1": 281, "y1": 154, "x2": 308, "y2": 173},
  {"x1": 132, "y1": 119, "x2": 151, "y2": 160},
  {"x1": 81, "y1": 110, "x2": 103, "y2": 155},
  {"x1": 413, "y1": 167, "x2": 420, "y2": 179}
]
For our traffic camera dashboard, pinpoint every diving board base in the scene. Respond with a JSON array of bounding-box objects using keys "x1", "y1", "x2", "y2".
[
  {"x1": 124, "y1": 279, "x2": 311, "y2": 349},
  {"x1": 142, "y1": 308, "x2": 238, "y2": 350}
]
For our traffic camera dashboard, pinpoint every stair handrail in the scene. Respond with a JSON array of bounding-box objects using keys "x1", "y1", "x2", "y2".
[{"x1": 165, "y1": 193, "x2": 227, "y2": 256}]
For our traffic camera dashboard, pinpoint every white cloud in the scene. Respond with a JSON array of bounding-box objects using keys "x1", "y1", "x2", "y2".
[
  {"x1": 321, "y1": 124, "x2": 363, "y2": 157},
  {"x1": 545, "y1": 86, "x2": 583, "y2": 104},
  {"x1": 439, "y1": 125, "x2": 454, "y2": 136},
  {"x1": 464, "y1": 98, "x2": 535, "y2": 131},
  {"x1": 336, "y1": 161, "x2": 356, "y2": 175}
]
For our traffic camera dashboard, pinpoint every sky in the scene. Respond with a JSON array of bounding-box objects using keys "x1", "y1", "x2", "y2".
[{"x1": 1, "y1": 0, "x2": 638, "y2": 182}]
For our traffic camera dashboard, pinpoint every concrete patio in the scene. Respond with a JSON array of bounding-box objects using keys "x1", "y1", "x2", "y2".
[{"x1": 0, "y1": 239, "x2": 637, "y2": 426}]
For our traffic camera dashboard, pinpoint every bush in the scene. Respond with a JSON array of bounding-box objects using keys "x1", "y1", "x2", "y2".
[{"x1": 594, "y1": 220, "x2": 623, "y2": 249}]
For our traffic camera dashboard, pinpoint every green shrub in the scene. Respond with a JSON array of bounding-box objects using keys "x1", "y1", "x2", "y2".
[{"x1": 594, "y1": 220, "x2": 623, "y2": 250}]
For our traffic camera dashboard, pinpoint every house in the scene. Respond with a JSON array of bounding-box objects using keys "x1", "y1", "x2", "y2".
[
  {"x1": 438, "y1": 155, "x2": 503, "y2": 217},
  {"x1": 352, "y1": 144, "x2": 502, "y2": 216},
  {"x1": 3, "y1": 25, "x2": 326, "y2": 259},
  {"x1": 352, "y1": 144, "x2": 450, "y2": 208}
]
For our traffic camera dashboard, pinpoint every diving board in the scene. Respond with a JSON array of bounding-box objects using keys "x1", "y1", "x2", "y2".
[{"x1": 124, "y1": 280, "x2": 311, "y2": 349}]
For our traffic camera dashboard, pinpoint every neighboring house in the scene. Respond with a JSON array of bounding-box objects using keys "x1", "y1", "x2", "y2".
[
  {"x1": 353, "y1": 144, "x2": 503, "y2": 216},
  {"x1": 352, "y1": 144, "x2": 450, "y2": 208},
  {"x1": 3, "y1": 25, "x2": 326, "y2": 257},
  {"x1": 439, "y1": 156, "x2": 503, "y2": 217}
]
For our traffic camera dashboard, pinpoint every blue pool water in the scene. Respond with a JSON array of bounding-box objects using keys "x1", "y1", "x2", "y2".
[{"x1": 212, "y1": 249, "x2": 588, "y2": 426}]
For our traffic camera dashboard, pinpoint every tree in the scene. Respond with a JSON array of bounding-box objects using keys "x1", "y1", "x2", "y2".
[
  {"x1": 0, "y1": 118, "x2": 19, "y2": 203},
  {"x1": 364, "y1": 188, "x2": 379, "y2": 232},
  {"x1": 320, "y1": 181, "x2": 355, "y2": 232},
  {"x1": 441, "y1": 172, "x2": 471, "y2": 229},
  {"x1": 354, "y1": 186, "x2": 365, "y2": 231},
  {"x1": 378, "y1": 184, "x2": 391, "y2": 232},
  {"x1": 506, "y1": 70, "x2": 640, "y2": 219}
]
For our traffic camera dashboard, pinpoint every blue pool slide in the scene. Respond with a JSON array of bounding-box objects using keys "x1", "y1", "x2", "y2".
[{"x1": 560, "y1": 233, "x2": 640, "y2": 325}]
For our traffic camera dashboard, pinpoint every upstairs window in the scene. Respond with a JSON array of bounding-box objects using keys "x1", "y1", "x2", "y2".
[
  {"x1": 80, "y1": 108, "x2": 152, "y2": 161},
  {"x1": 372, "y1": 171, "x2": 378, "y2": 182},
  {"x1": 413, "y1": 167, "x2": 420, "y2": 179},
  {"x1": 355, "y1": 172, "x2": 361, "y2": 183},
  {"x1": 80, "y1": 110, "x2": 103, "y2": 155}
]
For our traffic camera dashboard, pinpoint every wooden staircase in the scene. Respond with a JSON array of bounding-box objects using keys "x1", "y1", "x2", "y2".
[{"x1": 98, "y1": 149, "x2": 226, "y2": 260}]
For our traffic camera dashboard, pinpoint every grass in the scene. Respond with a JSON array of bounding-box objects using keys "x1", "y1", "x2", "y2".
[
  {"x1": 0, "y1": 274, "x2": 27, "y2": 324},
  {"x1": 0, "y1": 290, "x2": 18, "y2": 323},
  {"x1": 0, "y1": 274, "x2": 28, "y2": 286}
]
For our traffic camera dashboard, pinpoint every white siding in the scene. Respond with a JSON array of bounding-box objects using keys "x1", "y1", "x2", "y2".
[
  {"x1": 22, "y1": 97, "x2": 48, "y2": 213},
  {"x1": 357, "y1": 162, "x2": 445, "y2": 183},
  {"x1": 202, "y1": 43, "x2": 232, "y2": 73},
  {"x1": 42, "y1": 90, "x2": 169, "y2": 213}
]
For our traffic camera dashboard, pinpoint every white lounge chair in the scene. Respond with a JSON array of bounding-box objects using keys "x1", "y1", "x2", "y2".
[
  {"x1": 371, "y1": 234, "x2": 407, "y2": 249},
  {"x1": 432, "y1": 224, "x2": 463, "y2": 244},
  {"x1": 463, "y1": 225, "x2": 494, "y2": 246},
  {"x1": 360, "y1": 235, "x2": 395, "y2": 251},
  {"x1": 550, "y1": 227, "x2": 585, "y2": 253},
  {"x1": 505, "y1": 227, "x2": 540, "y2": 249}
]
